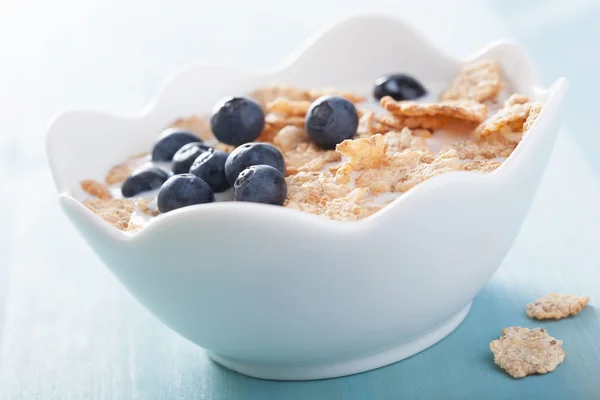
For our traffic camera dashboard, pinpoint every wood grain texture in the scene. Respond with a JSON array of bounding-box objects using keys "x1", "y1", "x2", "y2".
[{"x1": 1, "y1": 1, "x2": 600, "y2": 398}]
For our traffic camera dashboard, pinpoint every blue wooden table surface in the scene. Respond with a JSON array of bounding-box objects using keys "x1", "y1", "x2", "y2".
[{"x1": 1, "y1": 1, "x2": 599, "y2": 399}]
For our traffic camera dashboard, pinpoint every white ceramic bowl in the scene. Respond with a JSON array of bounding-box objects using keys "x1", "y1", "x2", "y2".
[{"x1": 47, "y1": 15, "x2": 567, "y2": 380}]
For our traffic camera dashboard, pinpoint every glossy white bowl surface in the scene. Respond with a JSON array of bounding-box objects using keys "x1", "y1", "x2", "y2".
[{"x1": 46, "y1": 15, "x2": 567, "y2": 380}]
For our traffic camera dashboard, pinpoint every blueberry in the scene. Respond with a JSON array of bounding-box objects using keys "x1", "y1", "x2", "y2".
[
  {"x1": 234, "y1": 165, "x2": 287, "y2": 205},
  {"x1": 151, "y1": 129, "x2": 200, "y2": 161},
  {"x1": 157, "y1": 174, "x2": 214, "y2": 213},
  {"x1": 373, "y1": 74, "x2": 426, "y2": 101},
  {"x1": 224, "y1": 142, "x2": 285, "y2": 185},
  {"x1": 121, "y1": 165, "x2": 170, "y2": 197},
  {"x1": 210, "y1": 96, "x2": 265, "y2": 146},
  {"x1": 305, "y1": 95, "x2": 358, "y2": 149},
  {"x1": 189, "y1": 150, "x2": 230, "y2": 193},
  {"x1": 172, "y1": 142, "x2": 213, "y2": 174}
]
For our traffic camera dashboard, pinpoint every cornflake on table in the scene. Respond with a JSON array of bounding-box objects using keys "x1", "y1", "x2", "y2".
[
  {"x1": 526, "y1": 293, "x2": 590, "y2": 320},
  {"x1": 489, "y1": 327, "x2": 565, "y2": 379}
]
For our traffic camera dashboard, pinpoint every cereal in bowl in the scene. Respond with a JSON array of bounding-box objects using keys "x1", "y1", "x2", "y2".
[{"x1": 78, "y1": 60, "x2": 544, "y2": 231}]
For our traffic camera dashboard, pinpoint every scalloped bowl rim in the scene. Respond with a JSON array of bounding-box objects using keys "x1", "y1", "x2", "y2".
[{"x1": 47, "y1": 13, "x2": 568, "y2": 243}]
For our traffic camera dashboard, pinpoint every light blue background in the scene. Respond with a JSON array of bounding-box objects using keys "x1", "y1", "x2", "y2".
[{"x1": 0, "y1": 0, "x2": 599, "y2": 399}]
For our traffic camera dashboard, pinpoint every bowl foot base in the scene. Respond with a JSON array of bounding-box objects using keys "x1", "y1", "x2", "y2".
[{"x1": 208, "y1": 301, "x2": 472, "y2": 380}]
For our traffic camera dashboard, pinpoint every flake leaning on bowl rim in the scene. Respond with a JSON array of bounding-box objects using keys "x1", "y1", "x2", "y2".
[
  {"x1": 472, "y1": 93, "x2": 544, "y2": 140},
  {"x1": 83, "y1": 198, "x2": 135, "y2": 231},
  {"x1": 80, "y1": 179, "x2": 112, "y2": 200},
  {"x1": 137, "y1": 198, "x2": 160, "y2": 217},
  {"x1": 440, "y1": 59, "x2": 503, "y2": 103},
  {"x1": 105, "y1": 163, "x2": 132, "y2": 185}
]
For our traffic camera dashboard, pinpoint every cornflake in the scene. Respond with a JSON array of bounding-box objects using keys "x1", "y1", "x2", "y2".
[
  {"x1": 380, "y1": 96, "x2": 487, "y2": 123},
  {"x1": 105, "y1": 163, "x2": 131, "y2": 185},
  {"x1": 392, "y1": 149, "x2": 463, "y2": 192},
  {"x1": 333, "y1": 129, "x2": 464, "y2": 196},
  {"x1": 355, "y1": 110, "x2": 439, "y2": 136},
  {"x1": 524, "y1": 103, "x2": 543, "y2": 133},
  {"x1": 306, "y1": 88, "x2": 365, "y2": 103},
  {"x1": 273, "y1": 125, "x2": 310, "y2": 152},
  {"x1": 526, "y1": 293, "x2": 590, "y2": 320},
  {"x1": 336, "y1": 134, "x2": 388, "y2": 170},
  {"x1": 169, "y1": 115, "x2": 213, "y2": 140},
  {"x1": 249, "y1": 85, "x2": 365, "y2": 107},
  {"x1": 383, "y1": 128, "x2": 429, "y2": 153},
  {"x1": 260, "y1": 113, "x2": 305, "y2": 142},
  {"x1": 283, "y1": 143, "x2": 341, "y2": 176},
  {"x1": 80, "y1": 179, "x2": 112, "y2": 200},
  {"x1": 249, "y1": 85, "x2": 310, "y2": 108},
  {"x1": 284, "y1": 172, "x2": 383, "y2": 221},
  {"x1": 474, "y1": 99, "x2": 542, "y2": 139},
  {"x1": 138, "y1": 199, "x2": 160, "y2": 217},
  {"x1": 449, "y1": 135, "x2": 516, "y2": 160},
  {"x1": 83, "y1": 198, "x2": 134, "y2": 231},
  {"x1": 462, "y1": 160, "x2": 501, "y2": 172},
  {"x1": 441, "y1": 59, "x2": 502, "y2": 102},
  {"x1": 489, "y1": 327, "x2": 565, "y2": 379},
  {"x1": 505, "y1": 93, "x2": 530, "y2": 107},
  {"x1": 266, "y1": 98, "x2": 311, "y2": 117}
]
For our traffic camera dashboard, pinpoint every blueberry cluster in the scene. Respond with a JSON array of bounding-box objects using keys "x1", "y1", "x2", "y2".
[
  {"x1": 119, "y1": 74, "x2": 425, "y2": 214},
  {"x1": 120, "y1": 96, "x2": 288, "y2": 213}
]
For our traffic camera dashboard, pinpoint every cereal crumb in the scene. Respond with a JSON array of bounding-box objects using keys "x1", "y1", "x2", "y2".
[
  {"x1": 526, "y1": 293, "x2": 590, "y2": 320},
  {"x1": 306, "y1": 88, "x2": 365, "y2": 103},
  {"x1": 449, "y1": 135, "x2": 516, "y2": 160},
  {"x1": 266, "y1": 98, "x2": 311, "y2": 117},
  {"x1": 489, "y1": 327, "x2": 565, "y2": 379},
  {"x1": 356, "y1": 110, "x2": 444, "y2": 135},
  {"x1": 383, "y1": 128, "x2": 428, "y2": 153},
  {"x1": 473, "y1": 101, "x2": 542, "y2": 139},
  {"x1": 392, "y1": 149, "x2": 462, "y2": 192},
  {"x1": 249, "y1": 85, "x2": 365, "y2": 108},
  {"x1": 213, "y1": 142, "x2": 236, "y2": 153},
  {"x1": 273, "y1": 125, "x2": 310, "y2": 152},
  {"x1": 80, "y1": 179, "x2": 112, "y2": 199},
  {"x1": 462, "y1": 160, "x2": 501, "y2": 172},
  {"x1": 413, "y1": 129, "x2": 432, "y2": 138},
  {"x1": 105, "y1": 164, "x2": 131, "y2": 185},
  {"x1": 523, "y1": 103, "x2": 543, "y2": 133},
  {"x1": 249, "y1": 85, "x2": 311, "y2": 108},
  {"x1": 169, "y1": 116, "x2": 212, "y2": 140},
  {"x1": 138, "y1": 199, "x2": 160, "y2": 217},
  {"x1": 381, "y1": 96, "x2": 487, "y2": 123},
  {"x1": 284, "y1": 172, "x2": 383, "y2": 221},
  {"x1": 83, "y1": 198, "x2": 135, "y2": 231},
  {"x1": 127, "y1": 220, "x2": 143, "y2": 232},
  {"x1": 283, "y1": 143, "x2": 341, "y2": 176},
  {"x1": 387, "y1": 115, "x2": 447, "y2": 131},
  {"x1": 259, "y1": 113, "x2": 306, "y2": 142},
  {"x1": 441, "y1": 59, "x2": 502, "y2": 102},
  {"x1": 505, "y1": 93, "x2": 530, "y2": 107},
  {"x1": 336, "y1": 134, "x2": 388, "y2": 170}
]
